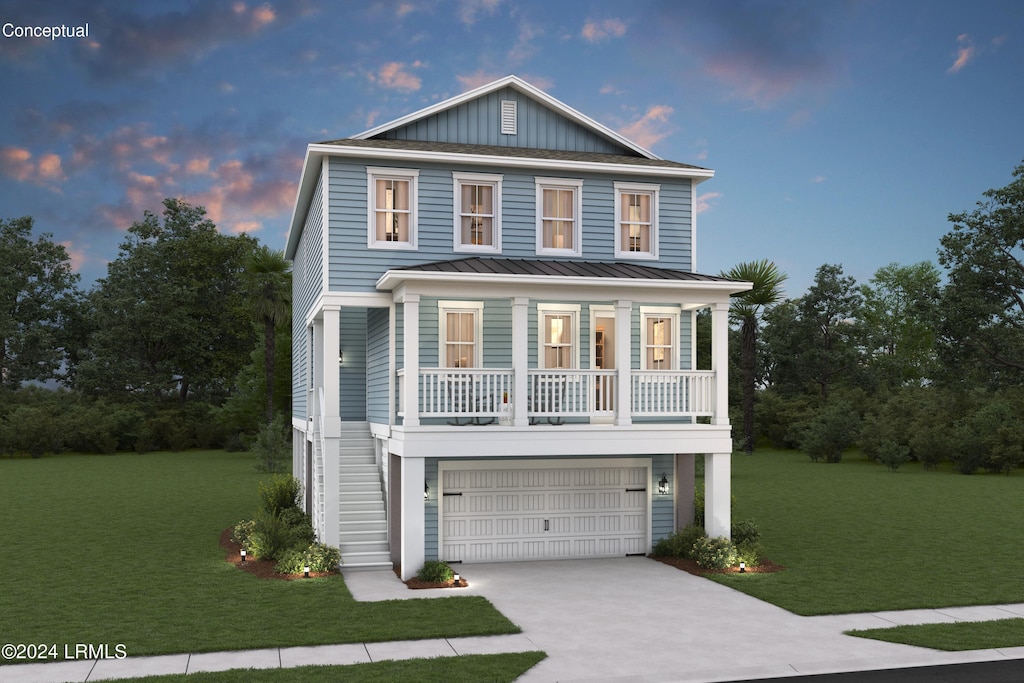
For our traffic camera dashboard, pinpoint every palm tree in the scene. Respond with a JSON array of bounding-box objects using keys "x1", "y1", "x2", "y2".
[
  {"x1": 721, "y1": 259, "x2": 787, "y2": 455},
  {"x1": 244, "y1": 245, "x2": 291, "y2": 423}
]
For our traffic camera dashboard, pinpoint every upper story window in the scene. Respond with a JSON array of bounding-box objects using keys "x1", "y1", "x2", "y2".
[
  {"x1": 538, "y1": 303, "x2": 580, "y2": 369},
  {"x1": 453, "y1": 172, "x2": 502, "y2": 254},
  {"x1": 367, "y1": 167, "x2": 418, "y2": 249},
  {"x1": 640, "y1": 306, "x2": 680, "y2": 370},
  {"x1": 536, "y1": 178, "x2": 584, "y2": 258},
  {"x1": 614, "y1": 182, "x2": 659, "y2": 260}
]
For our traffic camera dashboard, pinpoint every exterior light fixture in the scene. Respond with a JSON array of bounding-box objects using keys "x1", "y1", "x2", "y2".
[
  {"x1": 424, "y1": 481, "x2": 429, "y2": 499},
  {"x1": 453, "y1": 573, "x2": 461, "y2": 585},
  {"x1": 304, "y1": 565, "x2": 310, "y2": 578},
  {"x1": 240, "y1": 549, "x2": 247, "y2": 563},
  {"x1": 338, "y1": 351, "x2": 344, "y2": 365},
  {"x1": 739, "y1": 562, "x2": 746, "y2": 573},
  {"x1": 658, "y1": 473, "x2": 669, "y2": 495}
]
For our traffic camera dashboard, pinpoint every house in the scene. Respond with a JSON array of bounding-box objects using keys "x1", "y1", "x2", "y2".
[{"x1": 285, "y1": 75, "x2": 750, "y2": 580}]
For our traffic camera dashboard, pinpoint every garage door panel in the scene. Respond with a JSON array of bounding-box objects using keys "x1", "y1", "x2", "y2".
[{"x1": 441, "y1": 464, "x2": 650, "y2": 564}]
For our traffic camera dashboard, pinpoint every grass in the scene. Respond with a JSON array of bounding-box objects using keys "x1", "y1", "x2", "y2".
[
  {"x1": 847, "y1": 618, "x2": 1024, "y2": 651},
  {"x1": 0, "y1": 451, "x2": 520, "y2": 661},
  {"x1": 109, "y1": 652, "x2": 547, "y2": 682},
  {"x1": 708, "y1": 448, "x2": 1024, "y2": 615}
]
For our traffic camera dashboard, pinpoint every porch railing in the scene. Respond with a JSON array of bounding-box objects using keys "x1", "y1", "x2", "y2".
[{"x1": 398, "y1": 368, "x2": 715, "y2": 421}]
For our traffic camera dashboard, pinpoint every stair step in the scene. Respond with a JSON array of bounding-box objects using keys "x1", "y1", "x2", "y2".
[
  {"x1": 340, "y1": 539, "x2": 390, "y2": 553},
  {"x1": 340, "y1": 520, "x2": 387, "y2": 533},
  {"x1": 342, "y1": 550, "x2": 392, "y2": 568}
]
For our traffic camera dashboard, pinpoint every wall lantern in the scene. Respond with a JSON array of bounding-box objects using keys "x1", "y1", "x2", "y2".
[
  {"x1": 424, "y1": 481, "x2": 429, "y2": 499},
  {"x1": 658, "y1": 473, "x2": 669, "y2": 495},
  {"x1": 338, "y1": 351, "x2": 344, "y2": 365}
]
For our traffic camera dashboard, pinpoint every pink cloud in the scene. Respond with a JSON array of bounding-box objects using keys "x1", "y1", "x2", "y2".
[
  {"x1": 373, "y1": 61, "x2": 423, "y2": 91},
  {"x1": 60, "y1": 241, "x2": 89, "y2": 272},
  {"x1": 948, "y1": 34, "x2": 976, "y2": 73},
  {"x1": 619, "y1": 105, "x2": 675, "y2": 149},
  {"x1": 581, "y1": 18, "x2": 627, "y2": 43},
  {"x1": 696, "y1": 191, "x2": 722, "y2": 214},
  {"x1": 457, "y1": 0, "x2": 504, "y2": 26},
  {"x1": 0, "y1": 147, "x2": 66, "y2": 187}
]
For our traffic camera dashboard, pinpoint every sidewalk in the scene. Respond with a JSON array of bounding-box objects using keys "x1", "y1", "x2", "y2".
[{"x1": 6, "y1": 559, "x2": 1024, "y2": 682}]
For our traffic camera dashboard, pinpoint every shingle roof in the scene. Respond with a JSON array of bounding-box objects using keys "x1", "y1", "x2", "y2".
[
  {"x1": 395, "y1": 257, "x2": 740, "y2": 283},
  {"x1": 316, "y1": 138, "x2": 708, "y2": 172}
]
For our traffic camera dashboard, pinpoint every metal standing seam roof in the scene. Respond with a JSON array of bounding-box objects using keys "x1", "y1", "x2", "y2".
[
  {"x1": 392, "y1": 257, "x2": 744, "y2": 284},
  {"x1": 315, "y1": 137, "x2": 709, "y2": 172}
]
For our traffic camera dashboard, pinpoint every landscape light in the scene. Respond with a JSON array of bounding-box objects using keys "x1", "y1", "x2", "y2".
[
  {"x1": 739, "y1": 562, "x2": 746, "y2": 573},
  {"x1": 240, "y1": 549, "x2": 246, "y2": 563},
  {"x1": 304, "y1": 565, "x2": 310, "y2": 578}
]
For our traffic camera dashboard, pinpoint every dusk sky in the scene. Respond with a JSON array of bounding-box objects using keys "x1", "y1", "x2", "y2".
[{"x1": 2, "y1": 0, "x2": 1023, "y2": 296}]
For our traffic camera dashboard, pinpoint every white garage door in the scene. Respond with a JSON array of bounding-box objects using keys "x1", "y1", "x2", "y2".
[{"x1": 440, "y1": 462, "x2": 649, "y2": 563}]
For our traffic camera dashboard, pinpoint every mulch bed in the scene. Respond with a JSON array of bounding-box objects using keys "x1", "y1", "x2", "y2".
[
  {"x1": 651, "y1": 555, "x2": 785, "y2": 576},
  {"x1": 220, "y1": 527, "x2": 338, "y2": 581}
]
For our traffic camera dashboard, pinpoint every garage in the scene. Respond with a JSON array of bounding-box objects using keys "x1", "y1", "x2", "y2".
[{"x1": 439, "y1": 459, "x2": 650, "y2": 563}]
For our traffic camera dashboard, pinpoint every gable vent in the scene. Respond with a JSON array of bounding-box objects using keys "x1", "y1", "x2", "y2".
[{"x1": 500, "y1": 99, "x2": 517, "y2": 135}]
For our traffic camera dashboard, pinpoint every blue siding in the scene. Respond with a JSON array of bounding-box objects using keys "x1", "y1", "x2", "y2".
[
  {"x1": 425, "y1": 458, "x2": 439, "y2": 560},
  {"x1": 651, "y1": 453, "x2": 676, "y2": 542},
  {"x1": 291, "y1": 169, "x2": 325, "y2": 420},
  {"x1": 379, "y1": 86, "x2": 634, "y2": 155},
  {"x1": 326, "y1": 156, "x2": 695, "y2": 292},
  {"x1": 340, "y1": 309, "x2": 367, "y2": 420},
  {"x1": 366, "y1": 307, "x2": 390, "y2": 425}
]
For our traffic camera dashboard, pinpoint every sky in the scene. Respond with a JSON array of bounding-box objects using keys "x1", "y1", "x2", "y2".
[{"x1": 2, "y1": 0, "x2": 1023, "y2": 297}]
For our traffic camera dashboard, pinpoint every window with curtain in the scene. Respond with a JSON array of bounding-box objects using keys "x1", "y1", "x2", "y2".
[
  {"x1": 614, "y1": 182, "x2": 659, "y2": 259},
  {"x1": 645, "y1": 316, "x2": 674, "y2": 370},
  {"x1": 453, "y1": 172, "x2": 502, "y2": 253},
  {"x1": 368, "y1": 168, "x2": 418, "y2": 249},
  {"x1": 536, "y1": 178, "x2": 583, "y2": 256},
  {"x1": 543, "y1": 313, "x2": 574, "y2": 369},
  {"x1": 444, "y1": 310, "x2": 477, "y2": 368}
]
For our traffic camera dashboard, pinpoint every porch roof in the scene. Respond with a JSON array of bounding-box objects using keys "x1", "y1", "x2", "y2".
[{"x1": 377, "y1": 257, "x2": 752, "y2": 302}]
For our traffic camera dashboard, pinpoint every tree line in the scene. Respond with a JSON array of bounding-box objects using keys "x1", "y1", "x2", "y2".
[
  {"x1": 0, "y1": 198, "x2": 291, "y2": 456},
  {"x1": 722, "y1": 160, "x2": 1024, "y2": 473}
]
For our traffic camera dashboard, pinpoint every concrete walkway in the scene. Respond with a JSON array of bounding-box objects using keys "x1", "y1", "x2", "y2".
[{"x1": 6, "y1": 557, "x2": 1024, "y2": 682}]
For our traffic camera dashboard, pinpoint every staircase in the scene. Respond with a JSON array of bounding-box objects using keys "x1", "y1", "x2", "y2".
[{"x1": 336, "y1": 422, "x2": 392, "y2": 570}]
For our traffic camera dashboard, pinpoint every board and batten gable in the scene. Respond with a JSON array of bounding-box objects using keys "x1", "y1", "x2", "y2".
[
  {"x1": 325, "y1": 156, "x2": 695, "y2": 293},
  {"x1": 373, "y1": 86, "x2": 635, "y2": 155}
]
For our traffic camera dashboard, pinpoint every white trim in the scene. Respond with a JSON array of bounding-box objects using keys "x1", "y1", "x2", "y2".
[
  {"x1": 366, "y1": 167, "x2": 419, "y2": 250},
  {"x1": 535, "y1": 177, "x2": 584, "y2": 258},
  {"x1": 437, "y1": 300, "x2": 484, "y2": 368},
  {"x1": 537, "y1": 303, "x2": 581, "y2": 370},
  {"x1": 320, "y1": 157, "x2": 330, "y2": 288},
  {"x1": 640, "y1": 306, "x2": 681, "y2": 371},
  {"x1": 452, "y1": 172, "x2": 502, "y2": 254},
  {"x1": 613, "y1": 181, "x2": 660, "y2": 260},
  {"x1": 354, "y1": 75, "x2": 658, "y2": 159}
]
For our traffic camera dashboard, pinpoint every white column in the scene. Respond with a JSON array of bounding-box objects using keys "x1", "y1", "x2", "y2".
[
  {"x1": 512, "y1": 296, "x2": 529, "y2": 427},
  {"x1": 321, "y1": 308, "x2": 341, "y2": 549},
  {"x1": 402, "y1": 294, "x2": 420, "y2": 427},
  {"x1": 711, "y1": 302, "x2": 730, "y2": 426},
  {"x1": 614, "y1": 300, "x2": 632, "y2": 426},
  {"x1": 704, "y1": 452, "x2": 731, "y2": 539},
  {"x1": 399, "y1": 455, "x2": 426, "y2": 580}
]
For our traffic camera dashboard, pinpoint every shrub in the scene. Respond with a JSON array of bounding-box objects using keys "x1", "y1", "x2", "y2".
[
  {"x1": 652, "y1": 524, "x2": 706, "y2": 559},
  {"x1": 734, "y1": 541, "x2": 763, "y2": 568},
  {"x1": 279, "y1": 507, "x2": 315, "y2": 547},
  {"x1": 691, "y1": 536, "x2": 737, "y2": 570},
  {"x1": 246, "y1": 508, "x2": 299, "y2": 561},
  {"x1": 731, "y1": 519, "x2": 761, "y2": 546},
  {"x1": 416, "y1": 560, "x2": 455, "y2": 583},
  {"x1": 252, "y1": 416, "x2": 290, "y2": 472},
  {"x1": 231, "y1": 519, "x2": 256, "y2": 547},
  {"x1": 258, "y1": 474, "x2": 300, "y2": 515},
  {"x1": 796, "y1": 400, "x2": 861, "y2": 463},
  {"x1": 275, "y1": 543, "x2": 341, "y2": 575},
  {"x1": 877, "y1": 440, "x2": 911, "y2": 472}
]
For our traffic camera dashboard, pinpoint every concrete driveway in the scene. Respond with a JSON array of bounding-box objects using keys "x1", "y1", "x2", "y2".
[{"x1": 343, "y1": 556, "x2": 1024, "y2": 682}]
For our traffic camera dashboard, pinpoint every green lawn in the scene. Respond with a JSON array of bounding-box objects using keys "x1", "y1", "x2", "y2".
[
  {"x1": 709, "y1": 448, "x2": 1024, "y2": 615},
  {"x1": 0, "y1": 451, "x2": 520, "y2": 661},
  {"x1": 847, "y1": 619, "x2": 1024, "y2": 651},
  {"x1": 114, "y1": 652, "x2": 547, "y2": 682}
]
